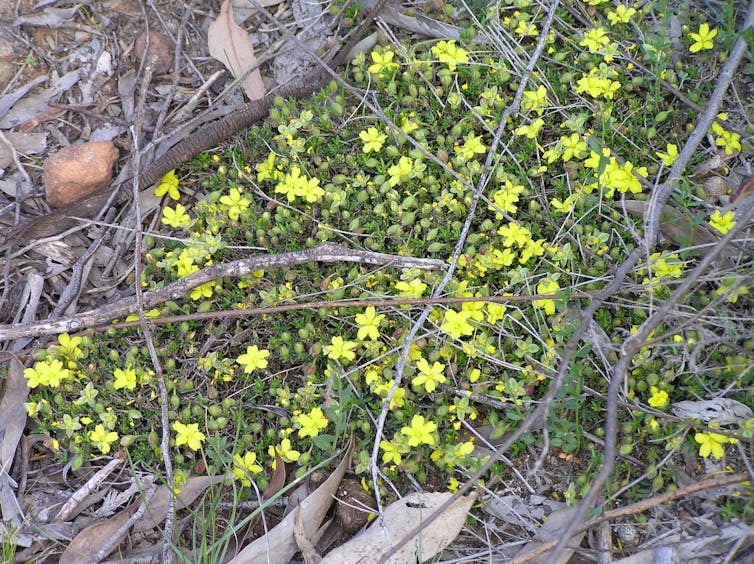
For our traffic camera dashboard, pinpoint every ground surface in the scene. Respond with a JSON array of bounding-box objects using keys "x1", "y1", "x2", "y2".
[{"x1": 1, "y1": 0, "x2": 753, "y2": 562}]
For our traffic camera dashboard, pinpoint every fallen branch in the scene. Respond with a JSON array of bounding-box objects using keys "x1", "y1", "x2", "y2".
[{"x1": 0, "y1": 243, "x2": 445, "y2": 341}]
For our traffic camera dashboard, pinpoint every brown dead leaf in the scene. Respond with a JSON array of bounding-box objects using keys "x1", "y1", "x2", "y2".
[
  {"x1": 514, "y1": 506, "x2": 587, "y2": 564},
  {"x1": 620, "y1": 200, "x2": 718, "y2": 253},
  {"x1": 228, "y1": 442, "x2": 353, "y2": 564},
  {"x1": 133, "y1": 474, "x2": 228, "y2": 533},
  {"x1": 295, "y1": 505, "x2": 323, "y2": 564},
  {"x1": 321, "y1": 491, "x2": 476, "y2": 563},
  {"x1": 263, "y1": 448, "x2": 287, "y2": 499},
  {"x1": 208, "y1": 0, "x2": 266, "y2": 100},
  {"x1": 0, "y1": 356, "x2": 29, "y2": 525},
  {"x1": 0, "y1": 131, "x2": 47, "y2": 168},
  {"x1": 60, "y1": 474, "x2": 226, "y2": 563},
  {"x1": 59, "y1": 501, "x2": 138, "y2": 564}
]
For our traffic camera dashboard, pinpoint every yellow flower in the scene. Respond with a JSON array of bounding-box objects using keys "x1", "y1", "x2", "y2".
[
  {"x1": 485, "y1": 302, "x2": 507, "y2": 324},
  {"x1": 497, "y1": 222, "x2": 531, "y2": 248},
  {"x1": 324, "y1": 336, "x2": 357, "y2": 362},
  {"x1": 441, "y1": 309, "x2": 474, "y2": 339},
  {"x1": 387, "y1": 156, "x2": 416, "y2": 187},
  {"x1": 189, "y1": 281, "x2": 215, "y2": 301},
  {"x1": 295, "y1": 407, "x2": 329, "y2": 438},
  {"x1": 714, "y1": 129, "x2": 741, "y2": 155},
  {"x1": 533, "y1": 278, "x2": 559, "y2": 315},
  {"x1": 89, "y1": 424, "x2": 118, "y2": 454},
  {"x1": 551, "y1": 195, "x2": 574, "y2": 214},
  {"x1": 161, "y1": 204, "x2": 191, "y2": 228},
  {"x1": 155, "y1": 170, "x2": 180, "y2": 200},
  {"x1": 270, "y1": 438, "x2": 301, "y2": 462},
  {"x1": 412, "y1": 358, "x2": 447, "y2": 393},
  {"x1": 395, "y1": 278, "x2": 427, "y2": 298},
  {"x1": 401, "y1": 415, "x2": 437, "y2": 446},
  {"x1": 24, "y1": 359, "x2": 71, "y2": 388},
  {"x1": 709, "y1": 210, "x2": 736, "y2": 234},
  {"x1": 233, "y1": 451, "x2": 264, "y2": 486},
  {"x1": 274, "y1": 166, "x2": 324, "y2": 203},
  {"x1": 560, "y1": 133, "x2": 587, "y2": 161},
  {"x1": 688, "y1": 23, "x2": 717, "y2": 53},
  {"x1": 430, "y1": 40, "x2": 469, "y2": 71},
  {"x1": 355, "y1": 306, "x2": 385, "y2": 341},
  {"x1": 521, "y1": 85, "x2": 548, "y2": 113},
  {"x1": 695, "y1": 431, "x2": 736, "y2": 459},
  {"x1": 173, "y1": 421, "x2": 206, "y2": 451},
  {"x1": 489, "y1": 180, "x2": 525, "y2": 216},
  {"x1": 368, "y1": 48, "x2": 399, "y2": 74},
  {"x1": 580, "y1": 27, "x2": 610, "y2": 52},
  {"x1": 236, "y1": 345, "x2": 270, "y2": 373},
  {"x1": 113, "y1": 367, "x2": 137, "y2": 391},
  {"x1": 515, "y1": 118, "x2": 544, "y2": 139},
  {"x1": 647, "y1": 386, "x2": 669, "y2": 408},
  {"x1": 655, "y1": 143, "x2": 678, "y2": 166},
  {"x1": 380, "y1": 439, "x2": 405, "y2": 465},
  {"x1": 56, "y1": 333, "x2": 84, "y2": 359},
  {"x1": 514, "y1": 20, "x2": 538, "y2": 37},
  {"x1": 219, "y1": 187, "x2": 252, "y2": 221},
  {"x1": 607, "y1": 5, "x2": 636, "y2": 25},
  {"x1": 359, "y1": 127, "x2": 388, "y2": 153},
  {"x1": 454, "y1": 134, "x2": 487, "y2": 161}
]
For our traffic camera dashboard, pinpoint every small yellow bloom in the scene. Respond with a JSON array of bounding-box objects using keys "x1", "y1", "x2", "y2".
[
  {"x1": 655, "y1": 143, "x2": 678, "y2": 167},
  {"x1": 89, "y1": 424, "x2": 118, "y2": 454},
  {"x1": 236, "y1": 345, "x2": 270, "y2": 373},
  {"x1": 401, "y1": 415, "x2": 437, "y2": 447},
  {"x1": 647, "y1": 386, "x2": 669, "y2": 409},
  {"x1": 441, "y1": 309, "x2": 474, "y2": 339},
  {"x1": 359, "y1": 127, "x2": 388, "y2": 153},
  {"x1": 233, "y1": 451, "x2": 264, "y2": 487},
  {"x1": 412, "y1": 358, "x2": 447, "y2": 393},
  {"x1": 295, "y1": 407, "x2": 329, "y2": 438},
  {"x1": 607, "y1": 5, "x2": 636, "y2": 25},
  {"x1": 695, "y1": 431, "x2": 736, "y2": 459},
  {"x1": 580, "y1": 27, "x2": 610, "y2": 52},
  {"x1": 688, "y1": 23, "x2": 717, "y2": 53},
  {"x1": 113, "y1": 367, "x2": 137, "y2": 391},
  {"x1": 173, "y1": 421, "x2": 206, "y2": 451},
  {"x1": 324, "y1": 336, "x2": 357, "y2": 362},
  {"x1": 709, "y1": 210, "x2": 736, "y2": 235},
  {"x1": 533, "y1": 278, "x2": 559, "y2": 316},
  {"x1": 155, "y1": 170, "x2": 180, "y2": 200}
]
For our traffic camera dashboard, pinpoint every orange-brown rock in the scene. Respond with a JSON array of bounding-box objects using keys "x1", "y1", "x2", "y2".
[{"x1": 44, "y1": 141, "x2": 119, "y2": 208}]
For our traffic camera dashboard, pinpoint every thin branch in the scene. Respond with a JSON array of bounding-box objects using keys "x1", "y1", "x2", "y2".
[{"x1": 0, "y1": 243, "x2": 446, "y2": 341}]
